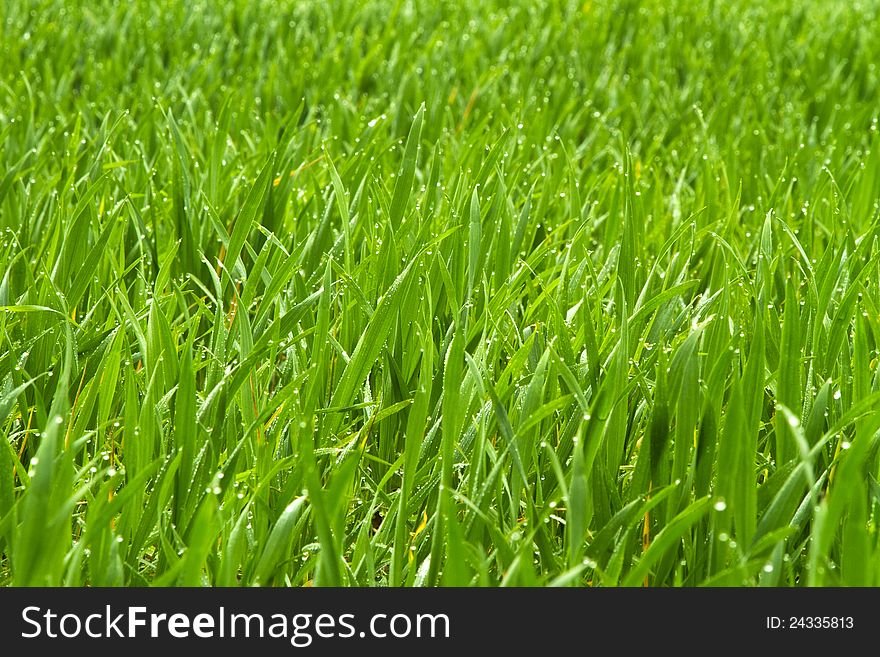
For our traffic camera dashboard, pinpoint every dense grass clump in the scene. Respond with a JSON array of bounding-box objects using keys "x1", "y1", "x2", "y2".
[{"x1": 2, "y1": 0, "x2": 880, "y2": 586}]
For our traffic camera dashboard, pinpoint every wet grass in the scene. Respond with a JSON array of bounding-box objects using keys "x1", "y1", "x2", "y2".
[{"x1": 2, "y1": 0, "x2": 880, "y2": 586}]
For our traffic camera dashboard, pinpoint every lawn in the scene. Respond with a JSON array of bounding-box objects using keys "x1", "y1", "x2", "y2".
[{"x1": 2, "y1": 0, "x2": 880, "y2": 586}]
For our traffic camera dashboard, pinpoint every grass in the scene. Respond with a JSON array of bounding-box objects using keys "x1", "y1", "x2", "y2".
[{"x1": 2, "y1": 0, "x2": 880, "y2": 587}]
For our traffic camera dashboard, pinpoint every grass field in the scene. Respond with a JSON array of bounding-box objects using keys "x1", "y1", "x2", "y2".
[{"x1": 2, "y1": 0, "x2": 880, "y2": 587}]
